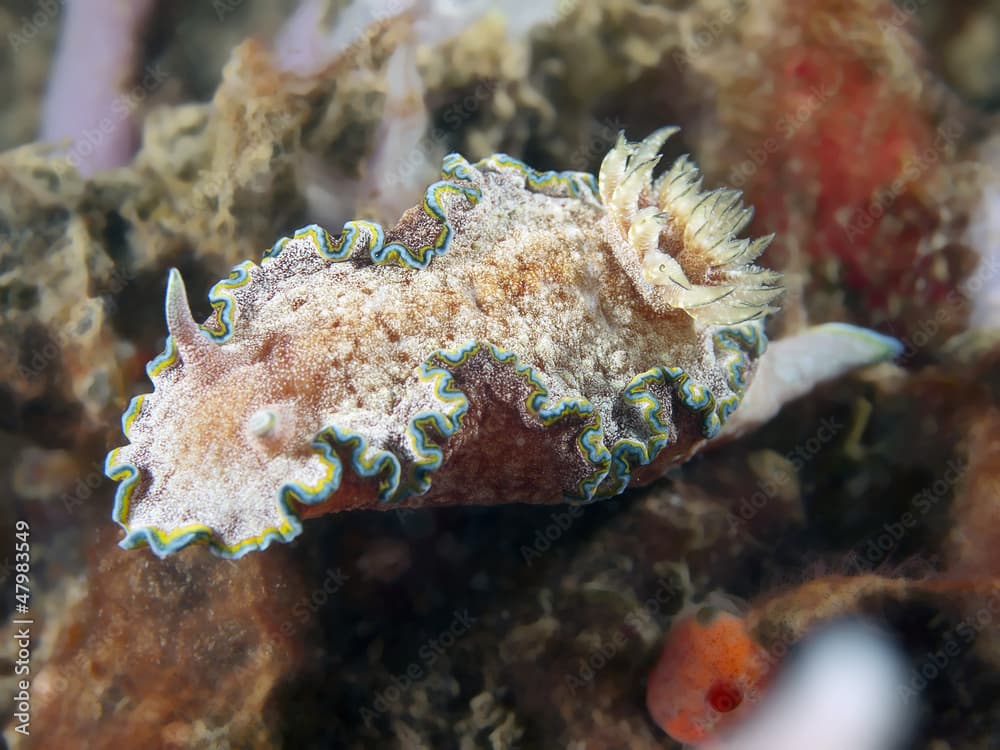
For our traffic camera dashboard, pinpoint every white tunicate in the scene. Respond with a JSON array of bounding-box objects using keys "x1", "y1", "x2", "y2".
[{"x1": 706, "y1": 621, "x2": 915, "y2": 750}]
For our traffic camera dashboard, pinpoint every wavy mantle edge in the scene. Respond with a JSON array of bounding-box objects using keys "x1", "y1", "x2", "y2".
[{"x1": 105, "y1": 328, "x2": 763, "y2": 559}]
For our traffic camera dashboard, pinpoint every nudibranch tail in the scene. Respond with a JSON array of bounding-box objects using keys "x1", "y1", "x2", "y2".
[
  {"x1": 720, "y1": 322, "x2": 904, "y2": 438},
  {"x1": 106, "y1": 128, "x2": 784, "y2": 558}
]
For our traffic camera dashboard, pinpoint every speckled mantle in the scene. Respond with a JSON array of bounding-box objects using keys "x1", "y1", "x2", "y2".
[{"x1": 105, "y1": 129, "x2": 781, "y2": 558}]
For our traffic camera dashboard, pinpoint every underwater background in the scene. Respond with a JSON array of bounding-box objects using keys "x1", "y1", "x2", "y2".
[{"x1": 1, "y1": 0, "x2": 999, "y2": 748}]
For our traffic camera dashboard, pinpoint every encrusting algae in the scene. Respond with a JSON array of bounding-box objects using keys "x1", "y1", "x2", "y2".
[{"x1": 104, "y1": 128, "x2": 879, "y2": 559}]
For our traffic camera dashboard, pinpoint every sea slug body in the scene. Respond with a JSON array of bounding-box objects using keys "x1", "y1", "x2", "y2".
[{"x1": 106, "y1": 128, "x2": 784, "y2": 558}]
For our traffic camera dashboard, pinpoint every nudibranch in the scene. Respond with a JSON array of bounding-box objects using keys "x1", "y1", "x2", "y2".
[{"x1": 106, "y1": 128, "x2": 786, "y2": 558}]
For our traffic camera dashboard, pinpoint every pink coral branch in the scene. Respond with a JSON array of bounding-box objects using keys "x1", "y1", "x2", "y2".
[{"x1": 39, "y1": 0, "x2": 158, "y2": 177}]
